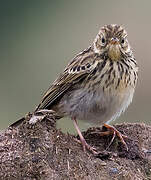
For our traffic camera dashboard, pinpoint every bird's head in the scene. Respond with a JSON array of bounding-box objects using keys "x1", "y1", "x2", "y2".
[{"x1": 93, "y1": 24, "x2": 131, "y2": 61}]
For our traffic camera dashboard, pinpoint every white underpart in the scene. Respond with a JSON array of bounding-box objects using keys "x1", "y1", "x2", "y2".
[{"x1": 106, "y1": 88, "x2": 134, "y2": 124}]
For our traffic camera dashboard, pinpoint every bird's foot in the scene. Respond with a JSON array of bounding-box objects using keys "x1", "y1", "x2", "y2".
[
  {"x1": 99, "y1": 124, "x2": 128, "y2": 151},
  {"x1": 29, "y1": 109, "x2": 55, "y2": 124},
  {"x1": 75, "y1": 138, "x2": 98, "y2": 155},
  {"x1": 72, "y1": 117, "x2": 98, "y2": 154}
]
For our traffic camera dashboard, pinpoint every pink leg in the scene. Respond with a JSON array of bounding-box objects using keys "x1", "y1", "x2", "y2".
[
  {"x1": 72, "y1": 117, "x2": 97, "y2": 154},
  {"x1": 101, "y1": 124, "x2": 128, "y2": 151}
]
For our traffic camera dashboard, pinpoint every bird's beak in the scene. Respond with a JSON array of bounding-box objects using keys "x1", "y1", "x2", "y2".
[{"x1": 110, "y1": 37, "x2": 119, "y2": 45}]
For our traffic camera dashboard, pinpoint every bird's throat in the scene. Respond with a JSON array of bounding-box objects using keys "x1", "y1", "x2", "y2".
[{"x1": 108, "y1": 45, "x2": 121, "y2": 61}]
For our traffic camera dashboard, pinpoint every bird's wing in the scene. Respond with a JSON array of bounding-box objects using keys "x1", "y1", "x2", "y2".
[{"x1": 37, "y1": 47, "x2": 98, "y2": 110}]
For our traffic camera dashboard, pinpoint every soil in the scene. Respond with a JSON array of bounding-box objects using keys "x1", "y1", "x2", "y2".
[{"x1": 0, "y1": 114, "x2": 151, "y2": 180}]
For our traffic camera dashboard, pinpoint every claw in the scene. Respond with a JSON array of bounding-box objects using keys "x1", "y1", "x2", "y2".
[
  {"x1": 100, "y1": 124, "x2": 128, "y2": 151},
  {"x1": 73, "y1": 117, "x2": 98, "y2": 154}
]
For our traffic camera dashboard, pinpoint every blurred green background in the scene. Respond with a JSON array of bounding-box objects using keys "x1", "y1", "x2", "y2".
[{"x1": 0, "y1": 0, "x2": 151, "y2": 133}]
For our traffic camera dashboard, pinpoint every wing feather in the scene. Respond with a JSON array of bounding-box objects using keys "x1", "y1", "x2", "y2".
[{"x1": 37, "y1": 47, "x2": 97, "y2": 110}]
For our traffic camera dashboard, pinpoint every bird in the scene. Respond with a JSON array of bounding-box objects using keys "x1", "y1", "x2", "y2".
[{"x1": 29, "y1": 24, "x2": 138, "y2": 154}]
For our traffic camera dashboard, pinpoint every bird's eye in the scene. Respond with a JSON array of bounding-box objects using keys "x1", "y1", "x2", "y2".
[
  {"x1": 121, "y1": 38, "x2": 125, "y2": 44},
  {"x1": 101, "y1": 37, "x2": 106, "y2": 45}
]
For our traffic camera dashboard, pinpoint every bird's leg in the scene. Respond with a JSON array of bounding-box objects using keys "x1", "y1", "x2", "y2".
[
  {"x1": 72, "y1": 117, "x2": 97, "y2": 154},
  {"x1": 99, "y1": 124, "x2": 128, "y2": 151}
]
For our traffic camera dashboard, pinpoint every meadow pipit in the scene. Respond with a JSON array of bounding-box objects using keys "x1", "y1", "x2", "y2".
[{"x1": 30, "y1": 24, "x2": 138, "y2": 154}]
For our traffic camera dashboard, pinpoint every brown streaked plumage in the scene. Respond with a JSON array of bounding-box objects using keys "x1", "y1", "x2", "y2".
[{"x1": 30, "y1": 24, "x2": 138, "y2": 154}]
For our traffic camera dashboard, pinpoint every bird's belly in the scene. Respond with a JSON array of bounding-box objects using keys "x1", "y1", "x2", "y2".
[{"x1": 60, "y1": 87, "x2": 134, "y2": 125}]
